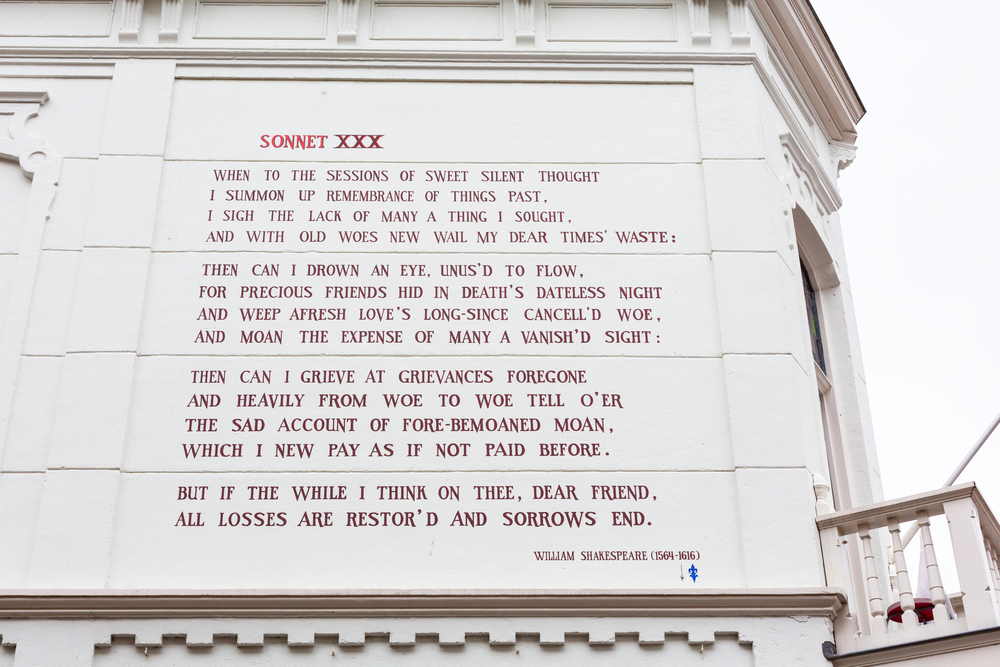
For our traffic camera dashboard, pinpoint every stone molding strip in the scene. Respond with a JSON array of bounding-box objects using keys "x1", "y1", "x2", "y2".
[
  {"x1": 0, "y1": 588, "x2": 845, "y2": 619},
  {"x1": 0, "y1": 46, "x2": 755, "y2": 63},
  {"x1": 829, "y1": 625, "x2": 1000, "y2": 667}
]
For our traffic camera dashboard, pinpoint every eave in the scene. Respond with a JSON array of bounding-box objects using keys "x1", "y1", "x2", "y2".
[{"x1": 754, "y1": 0, "x2": 865, "y2": 143}]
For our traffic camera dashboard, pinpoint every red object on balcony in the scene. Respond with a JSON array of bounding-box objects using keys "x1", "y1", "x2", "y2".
[{"x1": 886, "y1": 598, "x2": 935, "y2": 624}]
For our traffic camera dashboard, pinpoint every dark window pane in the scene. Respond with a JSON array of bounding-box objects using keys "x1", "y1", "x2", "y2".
[{"x1": 801, "y1": 259, "x2": 826, "y2": 374}]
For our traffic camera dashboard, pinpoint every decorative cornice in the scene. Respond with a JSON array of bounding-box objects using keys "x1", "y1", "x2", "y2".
[
  {"x1": 514, "y1": 0, "x2": 535, "y2": 44},
  {"x1": 0, "y1": 46, "x2": 754, "y2": 64},
  {"x1": 0, "y1": 91, "x2": 48, "y2": 103},
  {"x1": 829, "y1": 140, "x2": 857, "y2": 173},
  {"x1": 160, "y1": 0, "x2": 182, "y2": 41},
  {"x1": 686, "y1": 0, "x2": 711, "y2": 46},
  {"x1": 726, "y1": 0, "x2": 751, "y2": 47},
  {"x1": 751, "y1": 0, "x2": 864, "y2": 143},
  {"x1": 0, "y1": 1, "x2": 861, "y2": 144},
  {"x1": 0, "y1": 589, "x2": 846, "y2": 620},
  {"x1": 338, "y1": 0, "x2": 360, "y2": 43},
  {"x1": 119, "y1": 0, "x2": 144, "y2": 41},
  {"x1": 780, "y1": 131, "x2": 842, "y2": 217},
  {"x1": 0, "y1": 45, "x2": 757, "y2": 64},
  {"x1": 0, "y1": 91, "x2": 55, "y2": 177}
]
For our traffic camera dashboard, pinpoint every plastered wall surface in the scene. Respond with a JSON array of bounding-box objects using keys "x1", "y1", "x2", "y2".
[{"x1": 0, "y1": 0, "x2": 870, "y2": 665}]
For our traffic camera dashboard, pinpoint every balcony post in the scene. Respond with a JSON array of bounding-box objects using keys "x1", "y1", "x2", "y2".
[
  {"x1": 815, "y1": 474, "x2": 859, "y2": 642},
  {"x1": 887, "y1": 517, "x2": 919, "y2": 628},
  {"x1": 917, "y1": 510, "x2": 949, "y2": 623},
  {"x1": 944, "y1": 496, "x2": 1000, "y2": 630},
  {"x1": 984, "y1": 537, "x2": 1000, "y2": 593},
  {"x1": 858, "y1": 523, "x2": 886, "y2": 633},
  {"x1": 888, "y1": 544, "x2": 900, "y2": 602}
]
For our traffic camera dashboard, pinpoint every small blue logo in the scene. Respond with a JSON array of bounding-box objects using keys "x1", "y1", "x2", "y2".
[{"x1": 688, "y1": 564, "x2": 699, "y2": 582}]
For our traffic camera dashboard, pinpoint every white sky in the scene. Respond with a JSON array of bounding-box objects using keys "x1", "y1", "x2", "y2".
[{"x1": 809, "y1": 1, "x2": 1000, "y2": 512}]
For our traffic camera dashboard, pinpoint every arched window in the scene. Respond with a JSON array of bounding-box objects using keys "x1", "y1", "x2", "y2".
[
  {"x1": 801, "y1": 258, "x2": 826, "y2": 375},
  {"x1": 798, "y1": 253, "x2": 846, "y2": 512}
]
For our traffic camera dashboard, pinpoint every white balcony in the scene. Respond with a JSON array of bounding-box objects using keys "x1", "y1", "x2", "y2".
[{"x1": 815, "y1": 481, "x2": 1000, "y2": 664}]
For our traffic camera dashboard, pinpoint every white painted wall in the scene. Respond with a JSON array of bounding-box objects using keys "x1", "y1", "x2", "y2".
[{"x1": 0, "y1": 0, "x2": 869, "y2": 664}]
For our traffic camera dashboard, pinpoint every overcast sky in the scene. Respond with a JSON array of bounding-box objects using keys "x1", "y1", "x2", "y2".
[{"x1": 809, "y1": 1, "x2": 1000, "y2": 510}]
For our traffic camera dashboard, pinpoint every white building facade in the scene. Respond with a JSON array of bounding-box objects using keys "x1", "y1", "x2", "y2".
[{"x1": 2, "y1": 1, "x2": 998, "y2": 665}]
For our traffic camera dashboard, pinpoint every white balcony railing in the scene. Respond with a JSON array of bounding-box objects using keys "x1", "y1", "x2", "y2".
[{"x1": 814, "y1": 480, "x2": 1000, "y2": 654}]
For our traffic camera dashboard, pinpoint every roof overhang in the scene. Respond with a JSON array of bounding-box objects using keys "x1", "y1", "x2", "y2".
[{"x1": 754, "y1": 0, "x2": 865, "y2": 143}]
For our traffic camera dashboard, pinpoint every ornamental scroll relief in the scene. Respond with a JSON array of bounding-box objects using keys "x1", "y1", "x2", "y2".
[{"x1": 0, "y1": 92, "x2": 60, "y2": 453}]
